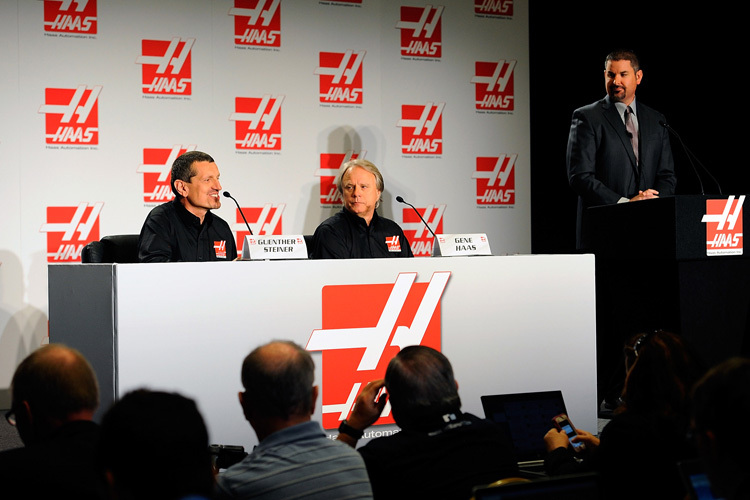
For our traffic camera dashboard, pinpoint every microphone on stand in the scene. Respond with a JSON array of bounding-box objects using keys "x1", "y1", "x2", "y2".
[
  {"x1": 223, "y1": 191, "x2": 253, "y2": 235},
  {"x1": 659, "y1": 120, "x2": 722, "y2": 195},
  {"x1": 396, "y1": 196, "x2": 437, "y2": 240}
]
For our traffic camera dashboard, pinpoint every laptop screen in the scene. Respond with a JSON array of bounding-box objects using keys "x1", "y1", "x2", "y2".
[{"x1": 481, "y1": 391, "x2": 567, "y2": 464}]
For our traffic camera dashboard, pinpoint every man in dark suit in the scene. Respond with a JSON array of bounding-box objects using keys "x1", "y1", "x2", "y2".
[{"x1": 567, "y1": 49, "x2": 676, "y2": 250}]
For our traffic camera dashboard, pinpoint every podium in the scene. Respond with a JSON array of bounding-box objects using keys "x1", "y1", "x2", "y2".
[{"x1": 588, "y1": 195, "x2": 749, "y2": 393}]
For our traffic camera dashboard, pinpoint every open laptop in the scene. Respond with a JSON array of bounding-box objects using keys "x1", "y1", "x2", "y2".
[{"x1": 480, "y1": 390, "x2": 569, "y2": 472}]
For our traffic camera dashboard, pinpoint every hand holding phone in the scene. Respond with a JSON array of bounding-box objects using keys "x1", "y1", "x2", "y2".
[{"x1": 552, "y1": 413, "x2": 585, "y2": 452}]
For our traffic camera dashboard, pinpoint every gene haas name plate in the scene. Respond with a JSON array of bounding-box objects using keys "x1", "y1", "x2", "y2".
[{"x1": 433, "y1": 233, "x2": 491, "y2": 257}]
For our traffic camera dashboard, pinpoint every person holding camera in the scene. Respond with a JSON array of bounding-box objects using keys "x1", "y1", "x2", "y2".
[{"x1": 337, "y1": 345, "x2": 517, "y2": 499}]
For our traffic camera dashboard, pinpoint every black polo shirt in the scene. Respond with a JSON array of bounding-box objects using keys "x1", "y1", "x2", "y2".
[
  {"x1": 311, "y1": 208, "x2": 413, "y2": 259},
  {"x1": 138, "y1": 199, "x2": 237, "y2": 262},
  {"x1": 357, "y1": 412, "x2": 518, "y2": 499}
]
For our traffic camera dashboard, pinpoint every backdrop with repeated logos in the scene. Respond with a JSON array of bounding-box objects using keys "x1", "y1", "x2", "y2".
[{"x1": 0, "y1": 0, "x2": 528, "y2": 400}]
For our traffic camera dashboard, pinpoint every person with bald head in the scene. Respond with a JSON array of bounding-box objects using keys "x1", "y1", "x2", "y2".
[
  {"x1": 215, "y1": 340, "x2": 372, "y2": 500},
  {"x1": 311, "y1": 159, "x2": 413, "y2": 259},
  {"x1": 0, "y1": 344, "x2": 106, "y2": 499}
]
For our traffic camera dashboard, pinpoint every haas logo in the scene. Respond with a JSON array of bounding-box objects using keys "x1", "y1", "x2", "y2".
[
  {"x1": 315, "y1": 51, "x2": 365, "y2": 105},
  {"x1": 474, "y1": 0, "x2": 513, "y2": 17},
  {"x1": 230, "y1": 95, "x2": 284, "y2": 151},
  {"x1": 317, "y1": 151, "x2": 367, "y2": 205},
  {"x1": 471, "y1": 60, "x2": 516, "y2": 111},
  {"x1": 138, "y1": 145, "x2": 197, "y2": 204},
  {"x1": 703, "y1": 196, "x2": 744, "y2": 256},
  {"x1": 229, "y1": 0, "x2": 281, "y2": 47},
  {"x1": 40, "y1": 203, "x2": 103, "y2": 262},
  {"x1": 136, "y1": 38, "x2": 194, "y2": 95},
  {"x1": 38, "y1": 86, "x2": 101, "y2": 145},
  {"x1": 402, "y1": 205, "x2": 446, "y2": 257},
  {"x1": 473, "y1": 155, "x2": 516, "y2": 205},
  {"x1": 398, "y1": 102, "x2": 444, "y2": 155},
  {"x1": 44, "y1": 0, "x2": 98, "y2": 34},
  {"x1": 233, "y1": 204, "x2": 285, "y2": 253},
  {"x1": 396, "y1": 5, "x2": 443, "y2": 59},
  {"x1": 307, "y1": 272, "x2": 451, "y2": 429}
]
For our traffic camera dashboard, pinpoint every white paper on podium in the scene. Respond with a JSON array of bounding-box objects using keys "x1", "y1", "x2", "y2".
[
  {"x1": 433, "y1": 233, "x2": 492, "y2": 257},
  {"x1": 242, "y1": 235, "x2": 308, "y2": 260}
]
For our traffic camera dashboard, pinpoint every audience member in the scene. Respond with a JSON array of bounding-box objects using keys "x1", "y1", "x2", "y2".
[
  {"x1": 338, "y1": 345, "x2": 518, "y2": 499},
  {"x1": 138, "y1": 150, "x2": 237, "y2": 262},
  {"x1": 311, "y1": 159, "x2": 413, "y2": 259},
  {"x1": 691, "y1": 357, "x2": 750, "y2": 500},
  {"x1": 98, "y1": 389, "x2": 215, "y2": 500},
  {"x1": 544, "y1": 330, "x2": 706, "y2": 499},
  {"x1": 215, "y1": 340, "x2": 373, "y2": 499},
  {"x1": 0, "y1": 344, "x2": 106, "y2": 499}
]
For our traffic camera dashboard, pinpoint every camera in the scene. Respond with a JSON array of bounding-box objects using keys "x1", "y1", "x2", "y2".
[{"x1": 209, "y1": 444, "x2": 248, "y2": 470}]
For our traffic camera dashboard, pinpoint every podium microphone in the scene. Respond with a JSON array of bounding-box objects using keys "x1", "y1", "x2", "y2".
[
  {"x1": 396, "y1": 196, "x2": 437, "y2": 240},
  {"x1": 223, "y1": 191, "x2": 253, "y2": 235},
  {"x1": 659, "y1": 120, "x2": 722, "y2": 195}
]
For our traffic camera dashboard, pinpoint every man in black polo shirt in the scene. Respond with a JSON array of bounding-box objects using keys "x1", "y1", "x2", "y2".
[
  {"x1": 138, "y1": 151, "x2": 237, "y2": 262},
  {"x1": 311, "y1": 159, "x2": 413, "y2": 259},
  {"x1": 335, "y1": 346, "x2": 518, "y2": 499}
]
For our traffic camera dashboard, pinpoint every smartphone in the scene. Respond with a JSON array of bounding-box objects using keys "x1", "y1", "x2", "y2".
[{"x1": 552, "y1": 413, "x2": 585, "y2": 452}]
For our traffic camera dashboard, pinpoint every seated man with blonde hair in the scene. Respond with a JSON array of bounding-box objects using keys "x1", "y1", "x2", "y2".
[{"x1": 311, "y1": 159, "x2": 413, "y2": 259}]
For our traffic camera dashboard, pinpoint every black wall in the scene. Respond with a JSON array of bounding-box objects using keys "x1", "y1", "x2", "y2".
[{"x1": 529, "y1": 2, "x2": 746, "y2": 254}]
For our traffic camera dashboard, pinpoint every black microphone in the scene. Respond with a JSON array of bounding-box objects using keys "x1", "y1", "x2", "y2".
[
  {"x1": 659, "y1": 120, "x2": 722, "y2": 195},
  {"x1": 396, "y1": 196, "x2": 437, "y2": 240},
  {"x1": 223, "y1": 191, "x2": 253, "y2": 235}
]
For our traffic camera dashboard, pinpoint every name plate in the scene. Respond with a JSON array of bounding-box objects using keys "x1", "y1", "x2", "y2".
[
  {"x1": 243, "y1": 235, "x2": 308, "y2": 260},
  {"x1": 433, "y1": 233, "x2": 491, "y2": 257}
]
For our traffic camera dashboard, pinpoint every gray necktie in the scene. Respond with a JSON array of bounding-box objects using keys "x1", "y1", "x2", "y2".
[{"x1": 624, "y1": 106, "x2": 639, "y2": 164}]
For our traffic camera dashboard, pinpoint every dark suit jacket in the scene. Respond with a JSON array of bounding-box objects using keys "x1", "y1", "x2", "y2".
[
  {"x1": 0, "y1": 420, "x2": 107, "y2": 499},
  {"x1": 567, "y1": 95, "x2": 676, "y2": 249}
]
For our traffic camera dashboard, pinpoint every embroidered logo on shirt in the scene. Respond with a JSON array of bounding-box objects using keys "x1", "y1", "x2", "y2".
[
  {"x1": 386, "y1": 235, "x2": 401, "y2": 252},
  {"x1": 214, "y1": 240, "x2": 227, "y2": 259}
]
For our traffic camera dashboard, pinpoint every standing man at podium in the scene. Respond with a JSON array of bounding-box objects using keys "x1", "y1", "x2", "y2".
[
  {"x1": 138, "y1": 151, "x2": 237, "y2": 262},
  {"x1": 567, "y1": 49, "x2": 677, "y2": 250},
  {"x1": 311, "y1": 159, "x2": 413, "y2": 259}
]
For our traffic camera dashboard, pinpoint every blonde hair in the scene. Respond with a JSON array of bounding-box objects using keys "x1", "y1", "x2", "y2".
[{"x1": 336, "y1": 159, "x2": 384, "y2": 208}]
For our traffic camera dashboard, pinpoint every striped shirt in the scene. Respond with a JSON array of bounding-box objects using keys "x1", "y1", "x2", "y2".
[{"x1": 216, "y1": 421, "x2": 373, "y2": 500}]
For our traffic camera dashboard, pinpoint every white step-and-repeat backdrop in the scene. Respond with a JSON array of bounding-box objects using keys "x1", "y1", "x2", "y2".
[{"x1": 0, "y1": 0, "x2": 528, "y2": 401}]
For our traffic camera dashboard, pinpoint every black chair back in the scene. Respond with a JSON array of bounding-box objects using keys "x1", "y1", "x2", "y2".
[{"x1": 81, "y1": 235, "x2": 139, "y2": 263}]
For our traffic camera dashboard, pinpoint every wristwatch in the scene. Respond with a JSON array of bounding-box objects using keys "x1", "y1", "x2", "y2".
[{"x1": 338, "y1": 419, "x2": 364, "y2": 439}]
